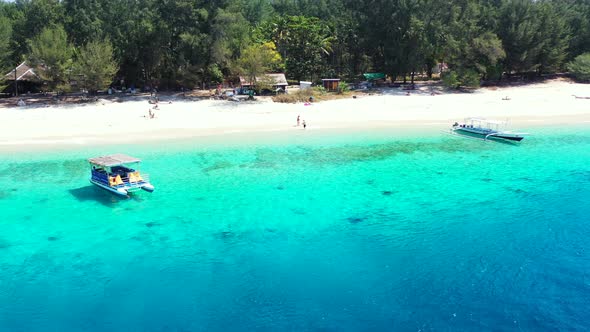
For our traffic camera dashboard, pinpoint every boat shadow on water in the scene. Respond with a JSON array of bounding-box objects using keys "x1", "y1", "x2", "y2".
[{"x1": 69, "y1": 185, "x2": 144, "y2": 207}]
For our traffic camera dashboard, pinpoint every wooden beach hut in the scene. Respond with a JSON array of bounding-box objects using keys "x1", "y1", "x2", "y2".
[
  {"x1": 321, "y1": 78, "x2": 340, "y2": 92},
  {"x1": 3, "y1": 61, "x2": 43, "y2": 95}
]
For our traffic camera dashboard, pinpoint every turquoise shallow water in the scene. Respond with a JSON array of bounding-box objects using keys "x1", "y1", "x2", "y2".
[{"x1": 1, "y1": 126, "x2": 590, "y2": 331}]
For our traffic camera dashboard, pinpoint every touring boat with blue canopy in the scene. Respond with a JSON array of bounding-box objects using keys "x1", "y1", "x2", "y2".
[
  {"x1": 88, "y1": 154, "x2": 155, "y2": 197},
  {"x1": 451, "y1": 118, "x2": 527, "y2": 142}
]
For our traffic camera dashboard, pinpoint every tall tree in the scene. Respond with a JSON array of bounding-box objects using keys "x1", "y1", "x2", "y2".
[
  {"x1": 63, "y1": 0, "x2": 104, "y2": 46},
  {"x1": 240, "y1": 0, "x2": 274, "y2": 23},
  {"x1": 567, "y1": 53, "x2": 590, "y2": 81},
  {"x1": 12, "y1": 0, "x2": 64, "y2": 58},
  {"x1": 1, "y1": 0, "x2": 588, "y2": 90},
  {"x1": 556, "y1": 0, "x2": 590, "y2": 61},
  {"x1": 28, "y1": 25, "x2": 73, "y2": 92},
  {"x1": 0, "y1": 15, "x2": 12, "y2": 91},
  {"x1": 259, "y1": 15, "x2": 333, "y2": 81},
  {"x1": 0, "y1": 15, "x2": 11, "y2": 72},
  {"x1": 535, "y1": 1, "x2": 570, "y2": 73},
  {"x1": 497, "y1": 0, "x2": 543, "y2": 74},
  {"x1": 235, "y1": 41, "x2": 283, "y2": 86},
  {"x1": 441, "y1": 0, "x2": 505, "y2": 86},
  {"x1": 74, "y1": 39, "x2": 118, "y2": 93},
  {"x1": 210, "y1": 7, "x2": 251, "y2": 74}
]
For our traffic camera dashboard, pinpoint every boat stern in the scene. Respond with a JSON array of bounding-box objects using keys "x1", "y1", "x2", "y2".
[{"x1": 141, "y1": 183, "x2": 155, "y2": 192}]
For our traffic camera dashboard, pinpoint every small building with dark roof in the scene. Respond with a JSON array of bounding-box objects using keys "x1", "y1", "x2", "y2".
[
  {"x1": 3, "y1": 62, "x2": 44, "y2": 94},
  {"x1": 322, "y1": 78, "x2": 341, "y2": 92}
]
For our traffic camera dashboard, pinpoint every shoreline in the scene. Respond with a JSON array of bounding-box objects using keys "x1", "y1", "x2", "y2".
[
  {"x1": 0, "y1": 114, "x2": 589, "y2": 155},
  {"x1": 1, "y1": 79, "x2": 590, "y2": 152}
]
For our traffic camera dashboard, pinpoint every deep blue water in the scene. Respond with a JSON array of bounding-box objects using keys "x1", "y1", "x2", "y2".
[{"x1": 0, "y1": 127, "x2": 589, "y2": 331}]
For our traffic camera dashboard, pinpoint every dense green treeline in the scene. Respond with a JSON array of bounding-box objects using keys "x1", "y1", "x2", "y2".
[{"x1": 1, "y1": 0, "x2": 590, "y2": 91}]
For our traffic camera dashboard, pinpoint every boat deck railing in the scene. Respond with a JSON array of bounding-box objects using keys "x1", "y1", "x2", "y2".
[
  {"x1": 95, "y1": 173, "x2": 151, "y2": 189},
  {"x1": 119, "y1": 173, "x2": 151, "y2": 188}
]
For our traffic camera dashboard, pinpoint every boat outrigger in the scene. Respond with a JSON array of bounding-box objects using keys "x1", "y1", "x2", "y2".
[
  {"x1": 88, "y1": 154, "x2": 155, "y2": 197},
  {"x1": 451, "y1": 118, "x2": 527, "y2": 142}
]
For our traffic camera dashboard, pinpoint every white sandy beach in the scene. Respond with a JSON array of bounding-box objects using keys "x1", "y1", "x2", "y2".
[{"x1": 1, "y1": 79, "x2": 589, "y2": 148}]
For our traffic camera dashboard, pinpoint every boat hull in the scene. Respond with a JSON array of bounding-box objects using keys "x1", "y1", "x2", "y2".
[
  {"x1": 90, "y1": 179, "x2": 129, "y2": 197},
  {"x1": 141, "y1": 184, "x2": 155, "y2": 192},
  {"x1": 453, "y1": 128, "x2": 524, "y2": 142},
  {"x1": 490, "y1": 134, "x2": 524, "y2": 142}
]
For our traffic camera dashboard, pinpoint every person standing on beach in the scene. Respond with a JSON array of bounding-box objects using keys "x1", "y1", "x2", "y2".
[
  {"x1": 303, "y1": 120, "x2": 307, "y2": 129},
  {"x1": 297, "y1": 115, "x2": 300, "y2": 126}
]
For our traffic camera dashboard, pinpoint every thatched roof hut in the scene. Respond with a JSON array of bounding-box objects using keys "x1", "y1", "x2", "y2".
[
  {"x1": 3, "y1": 62, "x2": 44, "y2": 94},
  {"x1": 4, "y1": 62, "x2": 42, "y2": 82},
  {"x1": 239, "y1": 73, "x2": 288, "y2": 87}
]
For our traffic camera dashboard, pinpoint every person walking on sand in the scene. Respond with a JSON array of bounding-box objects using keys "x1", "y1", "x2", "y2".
[
  {"x1": 303, "y1": 120, "x2": 307, "y2": 129},
  {"x1": 297, "y1": 115, "x2": 301, "y2": 126}
]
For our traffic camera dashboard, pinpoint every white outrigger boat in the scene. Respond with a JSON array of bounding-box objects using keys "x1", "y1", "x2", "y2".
[
  {"x1": 88, "y1": 154, "x2": 155, "y2": 197},
  {"x1": 451, "y1": 118, "x2": 527, "y2": 142}
]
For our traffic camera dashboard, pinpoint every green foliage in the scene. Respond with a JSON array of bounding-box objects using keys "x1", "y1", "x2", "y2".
[
  {"x1": 12, "y1": 0, "x2": 65, "y2": 58},
  {"x1": 210, "y1": 8, "x2": 251, "y2": 69},
  {"x1": 1, "y1": 0, "x2": 589, "y2": 91},
  {"x1": 442, "y1": 69, "x2": 480, "y2": 89},
  {"x1": 312, "y1": 85, "x2": 326, "y2": 95},
  {"x1": 0, "y1": 15, "x2": 12, "y2": 72},
  {"x1": 442, "y1": 71, "x2": 459, "y2": 89},
  {"x1": 258, "y1": 15, "x2": 333, "y2": 81},
  {"x1": 207, "y1": 64, "x2": 224, "y2": 84},
  {"x1": 63, "y1": 0, "x2": 103, "y2": 46},
  {"x1": 240, "y1": 0, "x2": 274, "y2": 23},
  {"x1": 28, "y1": 25, "x2": 73, "y2": 92},
  {"x1": 497, "y1": 0, "x2": 542, "y2": 73},
  {"x1": 74, "y1": 39, "x2": 118, "y2": 93},
  {"x1": 235, "y1": 42, "x2": 284, "y2": 85},
  {"x1": 337, "y1": 81, "x2": 349, "y2": 94},
  {"x1": 562, "y1": 0, "x2": 590, "y2": 60},
  {"x1": 461, "y1": 69, "x2": 481, "y2": 88},
  {"x1": 567, "y1": 53, "x2": 590, "y2": 81},
  {"x1": 494, "y1": 0, "x2": 568, "y2": 74},
  {"x1": 471, "y1": 32, "x2": 506, "y2": 74},
  {"x1": 486, "y1": 63, "x2": 504, "y2": 81},
  {"x1": 440, "y1": 2, "x2": 506, "y2": 83},
  {"x1": 535, "y1": 1, "x2": 570, "y2": 73}
]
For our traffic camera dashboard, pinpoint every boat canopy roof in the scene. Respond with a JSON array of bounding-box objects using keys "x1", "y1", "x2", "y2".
[
  {"x1": 88, "y1": 154, "x2": 141, "y2": 167},
  {"x1": 465, "y1": 117, "x2": 506, "y2": 125}
]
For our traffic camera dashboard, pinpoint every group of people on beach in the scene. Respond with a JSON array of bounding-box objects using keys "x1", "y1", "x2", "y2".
[
  {"x1": 147, "y1": 99, "x2": 159, "y2": 119},
  {"x1": 296, "y1": 115, "x2": 307, "y2": 129}
]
